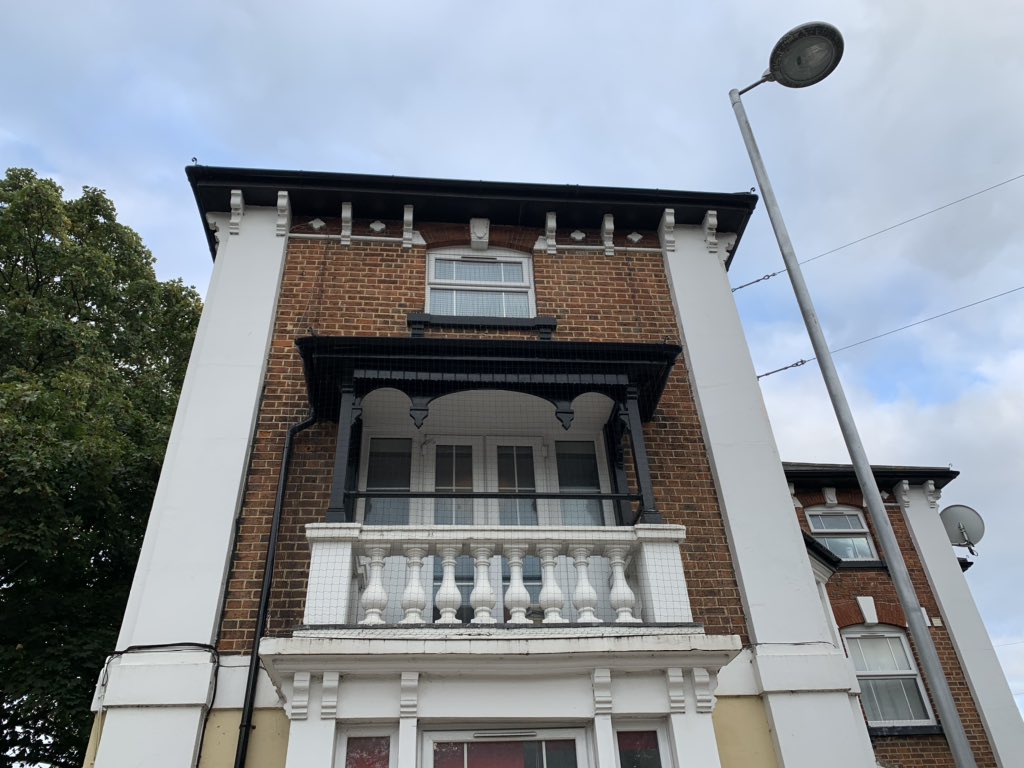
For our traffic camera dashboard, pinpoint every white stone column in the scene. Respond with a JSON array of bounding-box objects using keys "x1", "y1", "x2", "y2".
[
  {"x1": 898, "y1": 481, "x2": 1024, "y2": 767},
  {"x1": 94, "y1": 198, "x2": 292, "y2": 768},
  {"x1": 660, "y1": 216, "x2": 875, "y2": 767}
]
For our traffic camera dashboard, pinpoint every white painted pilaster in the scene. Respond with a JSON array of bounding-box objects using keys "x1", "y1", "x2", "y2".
[
  {"x1": 117, "y1": 199, "x2": 290, "y2": 648},
  {"x1": 284, "y1": 675, "x2": 336, "y2": 768},
  {"x1": 591, "y1": 669, "x2": 617, "y2": 768},
  {"x1": 397, "y1": 672, "x2": 420, "y2": 768},
  {"x1": 660, "y1": 221, "x2": 874, "y2": 766},
  {"x1": 898, "y1": 481, "x2": 1024, "y2": 767}
]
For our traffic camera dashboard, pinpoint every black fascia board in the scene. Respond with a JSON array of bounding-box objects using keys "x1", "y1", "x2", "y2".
[
  {"x1": 186, "y1": 165, "x2": 758, "y2": 266},
  {"x1": 295, "y1": 335, "x2": 680, "y2": 423},
  {"x1": 783, "y1": 461, "x2": 959, "y2": 491}
]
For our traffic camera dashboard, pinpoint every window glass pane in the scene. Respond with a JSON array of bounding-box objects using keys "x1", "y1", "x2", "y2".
[
  {"x1": 435, "y1": 260, "x2": 456, "y2": 280},
  {"x1": 616, "y1": 731, "x2": 662, "y2": 768},
  {"x1": 808, "y1": 514, "x2": 828, "y2": 531},
  {"x1": 455, "y1": 290, "x2": 504, "y2": 316},
  {"x1": 366, "y1": 438, "x2": 410, "y2": 525},
  {"x1": 851, "y1": 536, "x2": 873, "y2": 559},
  {"x1": 346, "y1": 736, "x2": 390, "y2": 768},
  {"x1": 854, "y1": 636, "x2": 902, "y2": 671},
  {"x1": 557, "y1": 442, "x2": 602, "y2": 526},
  {"x1": 431, "y1": 289, "x2": 455, "y2": 315},
  {"x1": 818, "y1": 536, "x2": 871, "y2": 560},
  {"x1": 887, "y1": 637, "x2": 911, "y2": 669},
  {"x1": 454, "y1": 260, "x2": 504, "y2": 283},
  {"x1": 501, "y1": 262, "x2": 525, "y2": 283},
  {"x1": 435, "y1": 445, "x2": 474, "y2": 525},
  {"x1": 468, "y1": 741, "x2": 541, "y2": 768},
  {"x1": 433, "y1": 742, "x2": 464, "y2": 768},
  {"x1": 861, "y1": 678, "x2": 928, "y2": 722},
  {"x1": 503, "y1": 292, "x2": 530, "y2": 317},
  {"x1": 544, "y1": 740, "x2": 578, "y2": 768},
  {"x1": 498, "y1": 446, "x2": 537, "y2": 525}
]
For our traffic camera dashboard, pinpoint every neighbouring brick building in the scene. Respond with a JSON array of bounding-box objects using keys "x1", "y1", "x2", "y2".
[{"x1": 86, "y1": 168, "x2": 1023, "y2": 768}]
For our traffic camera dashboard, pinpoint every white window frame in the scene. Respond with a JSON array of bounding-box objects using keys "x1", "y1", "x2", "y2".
[
  {"x1": 427, "y1": 246, "x2": 536, "y2": 318},
  {"x1": 421, "y1": 727, "x2": 589, "y2": 768},
  {"x1": 336, "y1": 725, "x2": 400, "y2": 768},
  {"x1": 612, "y1": 721, "x2": 673, "y2": 768},
  {"x1": 805, "y1": 505, "x2": 877, "y2": 561},
  {"x1": 842, "y1": 626, "x2": 935, "y2": 727}
]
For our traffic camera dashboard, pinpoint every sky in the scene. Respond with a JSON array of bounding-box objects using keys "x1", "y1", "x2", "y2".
[{"x1": 4, "y1": 0, "x2": 1022, "y2": 719}]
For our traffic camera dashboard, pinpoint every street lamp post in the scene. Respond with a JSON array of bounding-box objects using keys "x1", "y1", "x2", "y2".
[{"x1": 730, "y1": 22, "x2": 978, "y2": 768}]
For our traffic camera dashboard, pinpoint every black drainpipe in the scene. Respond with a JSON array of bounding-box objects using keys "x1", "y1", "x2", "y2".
[{"x1": 234, "y1": 412, "x2": 318, "y2": 768}]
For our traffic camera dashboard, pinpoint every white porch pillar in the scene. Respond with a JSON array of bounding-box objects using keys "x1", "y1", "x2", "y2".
[
  {"x1": 666, "y1": 668, "x2": 723, "y2": 768},
  {"x1": 397, "y1": 672, "x2": 420, "y2": 768},
  {"x1": 591, "y1": 669, "x2": 617, "y2": 768},
  {"x1": 897, "y1": 481, "x2": 1024, "y2": 767},
  {"x1": 660, "y1": 214, "x2": 875, "y2": 767},
  {"x1": 284, "y1": 673, "x2": 337, "y2": 768}
]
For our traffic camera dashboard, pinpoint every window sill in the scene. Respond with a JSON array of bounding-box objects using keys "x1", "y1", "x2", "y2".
[
  {"x1": 408, "y1": 312, "x2": 557, "y2": 340},
  {"x1": 867, "y1": 724, "x2": 943, "y2": 737},
  {"x1": 835, "y1": 559, "x2": 888, "y2": 570}
]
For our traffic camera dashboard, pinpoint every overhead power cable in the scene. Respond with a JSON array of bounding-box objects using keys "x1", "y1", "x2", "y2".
[
  {"x1": 733, "y1": 172, "x2": 1024, "y2": 293},
  {"x1": 756, "y1": 284, "x2": 1024, "y2": 380}
]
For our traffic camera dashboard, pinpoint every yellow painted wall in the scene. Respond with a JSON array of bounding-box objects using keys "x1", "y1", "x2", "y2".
[
  {"x1": 198, "y1": 709, "x2": 290, "y2": 768},
  {"x1": 713, "y1": 696, "x2": 779, "y2": 768},
  {"x1": 82, "y1": 712, "x2": 105, "y2": 768}
]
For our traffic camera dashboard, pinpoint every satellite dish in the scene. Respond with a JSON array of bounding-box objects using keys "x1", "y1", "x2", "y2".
[{"x1": 940, "y1": 504, "x2": 985, "y2": 555}]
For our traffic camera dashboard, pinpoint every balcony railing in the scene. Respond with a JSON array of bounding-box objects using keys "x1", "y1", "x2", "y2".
[{"x1": 303, "y1": 523, "x2": 693, "y2": 628}]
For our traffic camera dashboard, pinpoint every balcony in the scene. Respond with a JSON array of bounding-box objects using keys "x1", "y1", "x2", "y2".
[{"x1": 301, "y1": 523, "x2": 693, "y2": 630}]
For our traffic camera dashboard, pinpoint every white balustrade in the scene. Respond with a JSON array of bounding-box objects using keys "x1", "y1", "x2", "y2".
[{"x1": 305, "y1": 524, "x2": 691, "y2": 628}]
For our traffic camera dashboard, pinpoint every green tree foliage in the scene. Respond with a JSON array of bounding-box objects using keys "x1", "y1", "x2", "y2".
[{"x1": 0, "y1": 169, "x2": 203, "y2": 767}]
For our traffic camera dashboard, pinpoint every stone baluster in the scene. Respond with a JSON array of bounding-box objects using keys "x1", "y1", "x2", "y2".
[
  {"x1": 359, "y1": 544, "x2": 390, "y2": 625},
  {"x1": 469, "y1": 543, "x2": 497, "y2": 624},
  {"x1": 537, "y1": 543, "x2": 568, "y2": 623},
  {"x1": 606, "y1": 544, "x2": 641, "y2": 623},
  {"x1": 570, "y1": 544, "x2": 601, "y2": 623},
  {"x1": 503, "y1": 544, "x2": 531, "y2": 624},
  {"x1": 435, "y1": 543, "x2": 462, "y2": 624},
  {"x1": 399, "y1": 543, "x2": 427, "y2": 624}
]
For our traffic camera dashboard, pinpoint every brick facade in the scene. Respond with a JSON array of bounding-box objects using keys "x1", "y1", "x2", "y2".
[
  {"x1": 794, "y1": 485, "x2": 997, "y2": 767},
  {"x1": 217, "y1": 218, "x2": 748, "y2": 653}
]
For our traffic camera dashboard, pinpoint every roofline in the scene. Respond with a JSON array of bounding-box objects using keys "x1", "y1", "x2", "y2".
[
  {"x1": 783, "y1": 461, "x2": 959, "y2": 490},
  {"x1": 185, "y1": 165, "x2": 758, "y2": 266}
]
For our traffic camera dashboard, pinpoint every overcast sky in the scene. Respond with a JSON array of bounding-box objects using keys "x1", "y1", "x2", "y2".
[{"x1": 4, "y1": 0, "x2": 1022, "y2": 716}]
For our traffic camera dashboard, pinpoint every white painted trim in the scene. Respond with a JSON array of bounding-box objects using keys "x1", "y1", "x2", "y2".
[{"x1": 897, "y1": 481, "x2": 1024, "y2": 766}]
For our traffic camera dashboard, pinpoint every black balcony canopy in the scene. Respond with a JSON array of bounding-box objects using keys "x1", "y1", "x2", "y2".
[{"x1": 296, "y1": 336, "x2": 681, "y2": 424}]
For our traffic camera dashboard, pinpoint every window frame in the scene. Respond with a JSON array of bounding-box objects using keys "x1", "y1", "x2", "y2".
[
  {"x1": 804, "y1": 505, "x2": 878, "y2": 561},
  {"x1": 421, "y1": 727, "x2": 588, "y2": 768},
  {"x1": 842, "y1": 626, "x2": 935, "y2": 727},
  {"x1": 426, "y1": 247, "x2": 536, "y2": 319}
]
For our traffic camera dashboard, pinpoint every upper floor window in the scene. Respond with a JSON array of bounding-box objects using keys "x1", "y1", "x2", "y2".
[
  {"x1": 806, "y1": 506, "x2": 876, "y2": 560},
  {"x1": 843, "y1": 627, "x2": 934, "y2": 726},
  {"x1": 427, "y1": 247, "x2": 535, "y2": 318}
]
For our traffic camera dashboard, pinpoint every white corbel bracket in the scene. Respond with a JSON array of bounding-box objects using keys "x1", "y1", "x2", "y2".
[
  {"x1": 403, "y1": 206, "x2": 414, "y2": 249},
  {"x1": 692, "y1": 667, "x2": 717, "y2": 714},
  {"x1": 287, "y1": 671, "x2": 311, "y2": 720},
  {"x1": 546, "y1": 212, "x2": 557, "y2": 256},
  {"x1": 592, "y1": 668, "x2": 613, "y2": 715},
  {"x1": 276, "y1": 191, "x2": 291, "y2": 236},
  {"x1": 321, "y1": 671, "x2": 339, "y2": 719},
  {"x1": 923, "y1": 479, "x2": 941, "y2": 510},
  {"x1": 822, "y1": 486, "x2": 838, "y2": 507},
  {"x1": 341, "y1": 202, "x2": 353, "y2": 245},
  {"x1": 229, "y1": 189, "x2": 244, "y2": 235},
  {"x1": 702, "y1": 209, "x2": 718, "y2": 255},
  {"x1": 894, "y1": 479, "x2": 911, "y2": 511},
  {"x1": 470, "y1": 217, "x2": 489, "y2": 251},
  {"x1": 400, "y1": 671, "x2": 419, "y2": 718},
  {"x1": 602, "y1": 214, "x2": 614, "y2": 256},
  {"x1": 658, "y1": 208, "x2": 675, "y2": 253},
  {"x1": 666, "y1": 668, "x2": 686, "y2": 714}
]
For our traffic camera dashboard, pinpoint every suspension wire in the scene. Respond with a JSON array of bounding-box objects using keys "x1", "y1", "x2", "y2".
[
  {"x1": 756, "y1": 284, "x2": 1024, "y2": 380},
  {"x1": 733, "y1": 172, "x2": 1024, "y2": 293}
]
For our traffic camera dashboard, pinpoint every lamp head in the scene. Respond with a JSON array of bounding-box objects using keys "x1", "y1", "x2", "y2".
[{"x1": 768, "y1": 22, "x2": 844, "y2": 88}]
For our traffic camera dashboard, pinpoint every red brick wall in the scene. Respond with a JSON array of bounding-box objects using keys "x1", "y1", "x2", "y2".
[
  {"x1": 794, "y1": 486, "x2": 996, "y2": 767},
  {"x1": 217, "y1": 219, "x2": 748, "y2": 652}
]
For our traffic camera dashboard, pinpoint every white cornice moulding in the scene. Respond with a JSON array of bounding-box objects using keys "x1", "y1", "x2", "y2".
[{"x1": 229, "y1": 189, "x2": 244, "y2": 235}]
